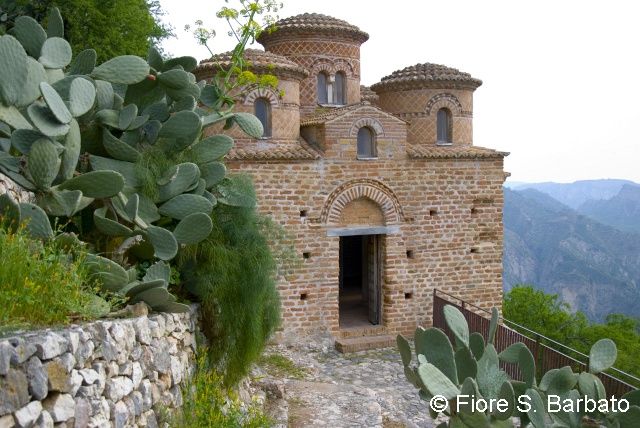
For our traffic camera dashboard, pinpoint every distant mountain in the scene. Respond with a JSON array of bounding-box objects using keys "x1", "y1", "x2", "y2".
[
  {"x1": 577, "y1": 184, "x2": 640, "y2": 234},
  {"x1": 512, "y1": 179, "x2": 637, "y2": 209},
  {"x1": 503, "y1": 188, "x2": 640, "y2": 322}
]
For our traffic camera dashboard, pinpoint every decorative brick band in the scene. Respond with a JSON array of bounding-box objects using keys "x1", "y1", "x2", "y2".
[
  {"x1": 311, "y1": 58, "x2": 355, "y2": 77},
  {"x1": 242, "y1": 86, "x2": 280, "y2": 106},
  {"x1": 349, "y1": 117, "x2": 384, "y2": 137},
  {"x1": 425, "y1": 93, "x2": 463, "y2": 116},
  {"x1": 321, "y1": 179, "x2": 405, "y2": 225}
]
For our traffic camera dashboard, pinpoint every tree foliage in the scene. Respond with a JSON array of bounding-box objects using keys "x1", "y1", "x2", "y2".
[
  {"x1": 0, "y1": 0, "x2": 173, "y2": 63},
  {"x1": 504, "y1": 285, "x2": 640, "y2": 380}
]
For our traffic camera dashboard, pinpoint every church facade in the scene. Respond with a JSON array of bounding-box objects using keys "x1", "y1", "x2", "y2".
[{"x1": 195, "y1": 13, "x2": 507, "y2": 349}]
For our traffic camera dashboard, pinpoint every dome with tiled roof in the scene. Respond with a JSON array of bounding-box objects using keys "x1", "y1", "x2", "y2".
[
  {"x1": 257, "y1": 13, "x2": 369, "y2": 44},
  {"x1": 360, "y1": 85, "x2": 379, "y2": 103},
  {"x1": 371, "y1": 63, "x2": 482, "y2": 92},
  {"x1": 196, "y1": 49, "x2": 309, "y2": 80}
]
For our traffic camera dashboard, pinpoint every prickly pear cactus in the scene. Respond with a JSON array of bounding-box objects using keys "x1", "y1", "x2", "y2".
[
  {"x1": 397, "y1": 305, "x2": 640, "y2": 428},
  {"x1": 0, "y1": 8, "x2": 264, "y2": 313}
]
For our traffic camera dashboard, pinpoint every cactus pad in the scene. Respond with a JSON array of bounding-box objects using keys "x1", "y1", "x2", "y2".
[
  {"x1": 28, "y1": 138, "x2": 61, "y2": 189},
  {"x1": 232, "y1": 112, "x2": 264, "y2": 139},
  {"x1": 13, "y1": 16, "x2": 47, "y2": 58},
  {"x1": 588, "y1": 338, "x2": 617, "y2": 374},
  {"x1": 417, "y1": 362, "x2": 459, "y2": 400},
  {"x1": 93, "y1": 207, "x2": 133, "y2": 236},
  {"x1": 69, "y1": 78, "x2": 96, "y2": 117},
  {"x1": 91, "y1": 55, "x2": 150, "y2": 85},
  {"x1": 85, "y1": 253, "x2": 128, "y2": 292},
  {"x1": 69, "y1": 49, "x2": 97, "y2": 75},
  {"x1": 19, "y1": 202, "x2": 54, "y2": 239},
  {"x1": 27, "y1": 103, "x2": 70, "y2": 137},
  {"x1": 146, "y1": 225, "x2": 178, "y2": 260},
  {"x1": 59, "y1": 170, "x2": 125, "y2": 198},
  {"x1": 40, "y1": 82, "x2": 72, "y2": 124},
  {"x1": 159, "y1": 194, "x2": 214, "y2": 220},
  {"x1": 38, "y1": 37, "x2": 72, "y2": 69},
  {"x1": 173, "y1": 212, "x2": 213, "y2": 245},
  {"x1": 46, "y1": 8, "x2": 65, "y2": 38},
  {"x1": 0, "y1": 35, "x2": 29, "y2": 106}
]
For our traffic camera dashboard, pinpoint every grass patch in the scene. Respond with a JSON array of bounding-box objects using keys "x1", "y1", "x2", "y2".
[
  {"x1": 0, "y1": 226, "x2": 101, "y2": 331},
  {"x1": 171, "y1": 350, "x2": 272, "y2": 428},
  {"x1": 258, "y1": 353, "x2": 307, "y2": 379}
]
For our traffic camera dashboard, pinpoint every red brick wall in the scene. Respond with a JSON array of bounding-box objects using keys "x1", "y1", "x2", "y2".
[{"x1": 227, "y1": 152, "x2": 505, "y2": 340}]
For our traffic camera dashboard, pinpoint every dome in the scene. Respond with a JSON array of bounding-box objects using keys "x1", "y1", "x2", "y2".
[
  {"x1": 257, "y1": 13, "x2": 369, "y2": 44},
  {"x1": 360, "y1": 85, "x2": 379, "y2": 103},
  {"x1": 371, "y1": 63, "x2": 482, "y2": 92},
  {"x1": 196, "y1": 49, "x2": 309, "y2": 80}
]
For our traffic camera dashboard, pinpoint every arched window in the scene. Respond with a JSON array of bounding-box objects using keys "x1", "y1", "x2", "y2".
[
  {"x1": 357, "y1": 127, "x2": 376, "y2": 159},
  {"x1": 334, "y1": 71, "x2": 346, "y2": 105},
  {"x1": 317, "y1": 72, "x2": 329, "y2": 104},
  {"x1": 436, "y1": 108, "x2": 452, "y2": 145},
  {"x1": 254, "y1": 97, "x2": 271, "y2": 138}
]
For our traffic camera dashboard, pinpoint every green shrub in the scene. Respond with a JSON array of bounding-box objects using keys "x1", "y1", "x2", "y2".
[
  {"x1": 504, "y1": 285, "x2": 640, "y2": 379},
  {"x1": 171, "y1": 350, "x2": 271, "y2": 428},
  {"x1": 0, "y1": 225, "x2": 100, "y2": 330},
  {"x1": 179, "y1": 175, "x2": 281, "y2": 386}
]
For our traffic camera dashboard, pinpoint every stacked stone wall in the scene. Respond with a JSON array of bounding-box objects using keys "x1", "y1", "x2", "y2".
[{"x1": 0, "y1": 308, "x2": 198, "y2": 428}]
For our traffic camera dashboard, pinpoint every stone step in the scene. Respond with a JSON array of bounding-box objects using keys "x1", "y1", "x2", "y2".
[
  {"x1": 338, "y1": 325, "x2": 386, "y2": 338},
  {"x1": 334, "y1": 335, "x2": 396, "y2": 353}
]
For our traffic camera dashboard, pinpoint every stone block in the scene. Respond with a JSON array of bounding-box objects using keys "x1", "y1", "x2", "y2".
[
  {"x1": 32, "y1": 333, "x2": 68, "y2": 361},
  {"x1": 0, "y1": 369, "x2": 29, "y2": 416},
  {"x1": 42, "y1": 393, "x2": 74, "y2": 423},
  {"x1": 13, "y1": 400, "x2": 42, "y2": 428},
  {"x1": 26, "y1": 357, "x2": 48, "y2": 401}
]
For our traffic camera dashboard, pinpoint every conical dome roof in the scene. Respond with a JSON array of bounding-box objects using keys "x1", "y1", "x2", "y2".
[
  {"x1": 196, "y1": 49, "x2": 309, "y2": 80},
  {"x1": 371, "y1": 63, "x2": 482, "y2": 92},
  {"x1": 257, "y1": 13, "x2": 369, "y2": 44}
]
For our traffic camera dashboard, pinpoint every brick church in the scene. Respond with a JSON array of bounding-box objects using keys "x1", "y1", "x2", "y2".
[{"x1": 195, "y1": 13, "x2": 508, "y2": 349}]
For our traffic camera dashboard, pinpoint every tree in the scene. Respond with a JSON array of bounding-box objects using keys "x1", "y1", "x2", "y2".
[
  {"x1": 504, "y1": 285, "x2": 640, "y2": 379},
  {"x1": 0, "y1": 0, "x2": 173, "y2": 63},
  {"x1": 503, "y1": 285, "x2": 586, "y2": 343}
]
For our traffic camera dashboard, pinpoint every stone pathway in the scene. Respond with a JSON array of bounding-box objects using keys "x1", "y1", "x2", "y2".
[{"x1": 250, "y1": 335, "x2": 443, "y2": 428}]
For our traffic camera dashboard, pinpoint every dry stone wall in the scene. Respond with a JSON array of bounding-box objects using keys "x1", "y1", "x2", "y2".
[{"x1": 0, "y1": 308, "x2": 198, "y2": 428}]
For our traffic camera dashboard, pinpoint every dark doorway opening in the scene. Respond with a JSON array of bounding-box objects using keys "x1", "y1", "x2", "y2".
[{"x1": 339, "y1": 234, "x2": 382, "y2": 328}]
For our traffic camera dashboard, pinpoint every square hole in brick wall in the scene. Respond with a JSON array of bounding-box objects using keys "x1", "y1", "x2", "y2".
[
  {"x1": 429, "y1": 209, "x2": 438, "y2": 216},
  {"x1": 404, "y1": 292, "x2": 413, "y2": 299},
  {"x1": 300, "y1": 293, "x2": 308, "y2": 301},
  {"x1": 303, "y1": 252, "x2": 311, "y2": 259},
  {"x1": 470, "y1": 247, "x2": 479, "y2": 254},
  {"x1": 300, "y1": 209, "x2": 308, "y2": 218},
  {"x1": 406, "y1": 250, "x2": 414, "y2": 259},
  {"x1": 471, "y1": 207, "x2": 478, "y2": 215}
]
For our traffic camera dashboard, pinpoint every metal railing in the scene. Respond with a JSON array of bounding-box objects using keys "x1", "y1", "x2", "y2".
[{"x1": 432, "y1": 289, "x2": 639, "y2": 398}]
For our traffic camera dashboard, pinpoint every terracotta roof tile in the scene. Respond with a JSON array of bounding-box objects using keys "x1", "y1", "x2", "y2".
[
  {"x1": 407, "y1": 145, "x2": 508, "y2": 159},
  {"x1": 196, "y1": 49, "x2": 308, "y2": 80},
  {"x1": 300, "y1": 103, "x2": 371, "y2": 126},
  {"x1": 257, "y1": 13, "x2": 369, "y2": 44},
  {"x1": 372, "y1": 63, "x2": 482, "y2": 92}
]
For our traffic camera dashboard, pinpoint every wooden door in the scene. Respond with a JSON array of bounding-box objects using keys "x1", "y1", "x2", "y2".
[{"x1": 366, "y1": 235, "x2": 382, "y2": 325}]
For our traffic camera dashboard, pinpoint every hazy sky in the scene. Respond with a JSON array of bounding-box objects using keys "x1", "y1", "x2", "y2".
[{"x1": 159, "y1": 0, "x2": 640, "y2": 183}]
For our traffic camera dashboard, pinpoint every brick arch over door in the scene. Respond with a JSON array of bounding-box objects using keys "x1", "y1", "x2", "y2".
[{"x1": 321, "y1": 179, "x2": 405, "y2": 225}]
